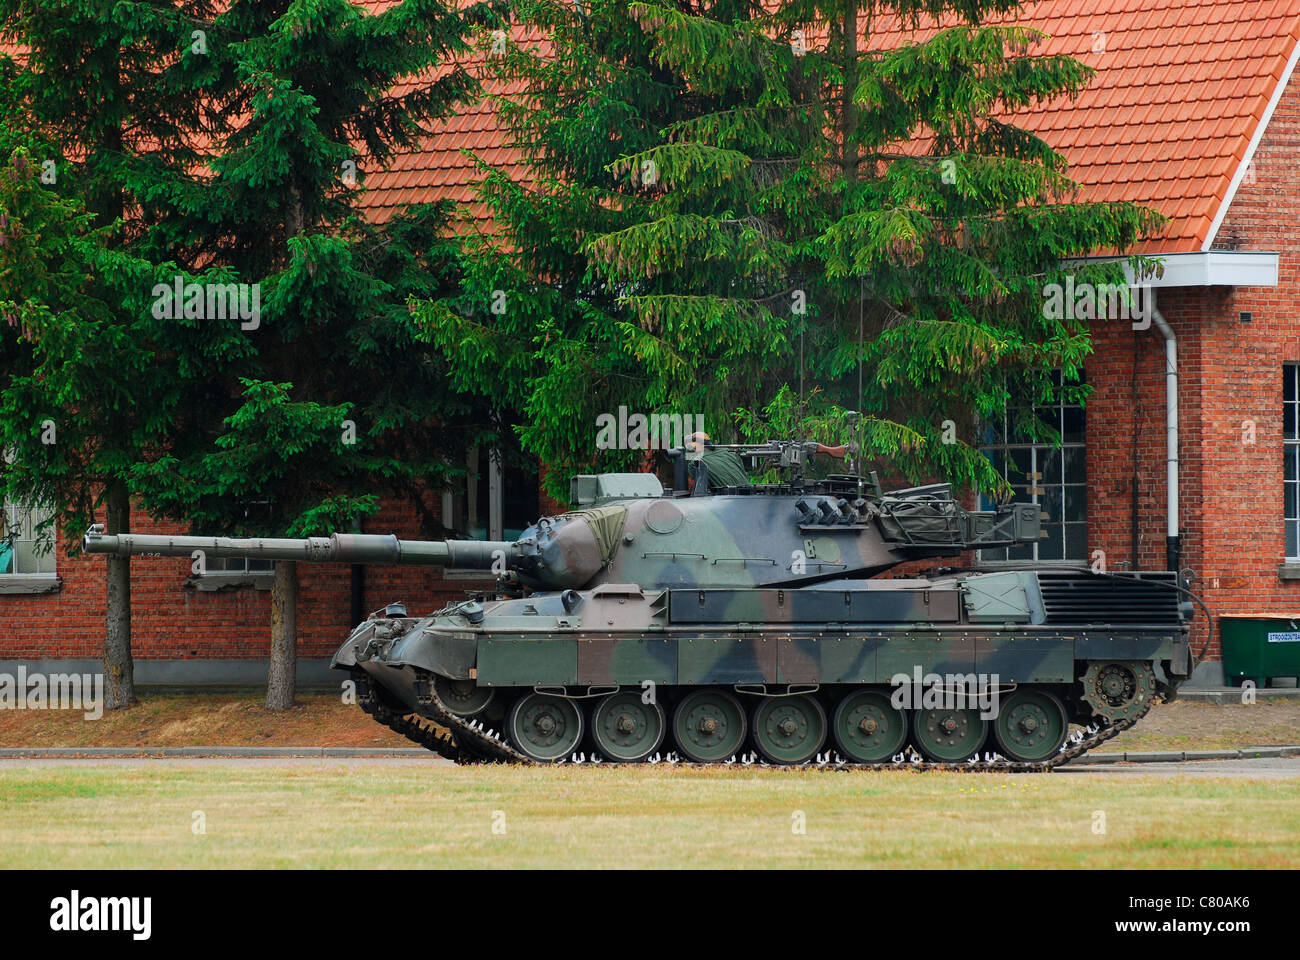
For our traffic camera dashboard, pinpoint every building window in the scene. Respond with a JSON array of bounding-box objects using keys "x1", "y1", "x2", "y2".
[
  {"x1": 1285, "y1": 365, "x2": 1300, "y2": 558},
  {"x1": 439, "y1": 446, "x2": 540, "y2": 579},
  {"x1": 197, "y1": 502, "x2": 273, "y2": 576},
  {"x1": 979, "y1": 373, "x2": 1087, "y2": 562},
  {"x1": 0, "y1": 500, "x2": 57, "y2": 576},
  {"x1": 441, "y1": 446, "x2": 540, "y2": 542},
  {"x1": 204, "y1": 554, "x2": 274, "y2": 575}
]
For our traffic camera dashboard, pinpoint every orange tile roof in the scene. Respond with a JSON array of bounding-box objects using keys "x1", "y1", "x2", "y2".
[
  {"x1": 919, "y1": 0, "x2": 1300, "y2": 253},
  {"x1": 10, "y1": 2, "x2": 1295, "y2": 254},
  {"x1": 355, "y1": 11, "x2": 544, "y2": 237},
  {"x1": 356, "y1": 0, "x2": 1300, "y2": 255}
]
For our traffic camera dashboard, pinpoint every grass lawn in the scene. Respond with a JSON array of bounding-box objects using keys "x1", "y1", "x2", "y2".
[{"x1": 1, "y1": 762, "x2": 1297, "y2": 868}]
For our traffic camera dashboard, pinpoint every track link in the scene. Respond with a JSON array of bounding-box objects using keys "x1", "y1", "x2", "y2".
[
  {"x1": 356, "y1": 675, "x2": 463, "y2": 763},
  {"x1": 354, "y1": 670, "x2": 1153, "y2": 772}
]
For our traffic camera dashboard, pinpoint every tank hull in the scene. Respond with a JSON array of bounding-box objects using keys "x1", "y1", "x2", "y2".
[{"x1": 331, "y1": 569, "x2": 1193, "y2": 767}]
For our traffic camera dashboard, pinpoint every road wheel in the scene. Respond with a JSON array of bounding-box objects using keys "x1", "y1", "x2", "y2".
[
  {"x1": 672, "y1": 689, "x2": 746, "y2": 763},
  {"x1": 751, "y1": 694, "x2": 826, "y2": 765},
  {"x1": 508, "y1": 693, "x2": 583, "y2": 762}
]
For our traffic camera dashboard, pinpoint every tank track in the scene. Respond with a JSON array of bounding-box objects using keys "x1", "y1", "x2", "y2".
[
  {"x1": 354, "y1": 669, "x2": 1153, "y2": 771},
  {"x1": 355, "y1": 671, "x2": 527, "y2": 765}
]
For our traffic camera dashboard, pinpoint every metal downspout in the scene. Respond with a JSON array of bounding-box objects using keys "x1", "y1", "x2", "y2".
[{"x1": 1150, "y1": 293, "x2": 1180, "y2": 572}]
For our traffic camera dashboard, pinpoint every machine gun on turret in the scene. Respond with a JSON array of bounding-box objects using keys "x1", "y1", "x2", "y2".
[{"x1": 667, "y1": 437, "x2": 851, "y2": 492}]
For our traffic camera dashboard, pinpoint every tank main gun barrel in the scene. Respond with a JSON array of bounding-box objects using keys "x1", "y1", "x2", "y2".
[{"x1": 81, "y1": 525, "x2": 518, "y2": 569}]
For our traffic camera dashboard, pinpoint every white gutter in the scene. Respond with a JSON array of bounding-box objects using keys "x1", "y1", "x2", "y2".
[
  {"x1": 1150, "y1": 292, "x2": 1179, "y2": 570},
  {"x1": 1069, "y1": 251, "x2": 1279, "y2": 288}
]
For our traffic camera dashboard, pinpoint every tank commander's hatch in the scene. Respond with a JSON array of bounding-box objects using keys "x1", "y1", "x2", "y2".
[{"x1": 571, "y1": 473, "x2": 665, "y2": 506}]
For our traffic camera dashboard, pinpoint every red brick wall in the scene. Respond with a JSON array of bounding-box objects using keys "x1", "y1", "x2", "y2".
[
  {"x1": 1084, "y1": 65, "x2": 1300, "y2": 666},
  {"x1": 1087, "y1": 288, "x2": 1212, "y2": 658},
  {"x1": 1193, "y1": 63, "x2": 1300, "y2": 659}
]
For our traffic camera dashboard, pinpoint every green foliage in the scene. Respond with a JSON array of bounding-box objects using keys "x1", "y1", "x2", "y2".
[
  {"x1": 416, "y1": 0, "x2": 771, "y2": 497},
  {"x1": 421, "y1": 0, "x2": 1163, "y2": 499},
  {"x1": 133, "y1": 378, "x2": 379, "y2": 536},
  {"x1": 123, "y1": 0, "x2": 508, "y2": 539},
  {"x1": 2, "y1": 0, "x2": 513, "y2": 551},
  {"x1": 0, "y1": 4, "x2": 248, "y2": 551}
]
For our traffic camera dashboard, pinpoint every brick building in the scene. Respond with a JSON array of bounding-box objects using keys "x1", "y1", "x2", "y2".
[{"x1": 4, "y1": 0, "x2": 1298, "y2": 685}]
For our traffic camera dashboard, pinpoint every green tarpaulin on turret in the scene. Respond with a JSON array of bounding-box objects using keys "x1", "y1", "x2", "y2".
[
  {"x1": 564, "y1": 505, "x2": 629, "y2": 562},
  {"x1": 700, "y1": 449, "x2": 750, "y2": 489}
]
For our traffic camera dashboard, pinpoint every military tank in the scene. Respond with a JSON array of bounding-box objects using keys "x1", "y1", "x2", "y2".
[{"x1": 83, "y1": 440, "x2": 1197, "y2": 769}]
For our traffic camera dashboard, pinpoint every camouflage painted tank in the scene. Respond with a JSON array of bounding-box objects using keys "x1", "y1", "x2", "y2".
[{"x1": 84, "y1": 441, "x2": 1196, "y2": 768}]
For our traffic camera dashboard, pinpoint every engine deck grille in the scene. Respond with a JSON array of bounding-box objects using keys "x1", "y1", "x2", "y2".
[{"x1": 1037, "y1": 572, "x2": 1182, "y2": 625}]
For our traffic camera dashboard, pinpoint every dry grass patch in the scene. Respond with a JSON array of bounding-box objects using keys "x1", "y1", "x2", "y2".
[
  {"x1": 1, "y1": 762, "x2": 1297, "y2": 869},
  {"x1": 0, "y1": 693, "x2": 411, "y2": 749},
  {"x1": 1093, "y1": 699, "x2": 1300, "y2": 753}
]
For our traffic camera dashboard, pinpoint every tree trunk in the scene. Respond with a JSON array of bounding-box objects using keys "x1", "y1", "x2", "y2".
[
  {"x1": 102, "y1": 480, "x2": 135, "y2": 709},
  {"x1": 264, "y1": 187, "x2": 308, "y2": 712},
  {"x1": 266, "y1": 559, "x2": 298, "y2": 710},
  {"x1": 840, "y1": 0, "x2": 860, "y2": 182}
]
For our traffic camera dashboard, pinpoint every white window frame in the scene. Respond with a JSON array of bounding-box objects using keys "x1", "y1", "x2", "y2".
[
  {"x1": 441, "y1": 445, "x2": 503, "y2": 541},
  {"x1": 1, "y1": 499, "x2": 58, "y2": 578},
  {"x1": 441, "y1": 446, "x2": 542, "y2": 578}
]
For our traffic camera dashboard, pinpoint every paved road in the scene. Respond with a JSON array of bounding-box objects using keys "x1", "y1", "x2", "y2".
[
  {"x1": 1056, "y1": 757, "x2": 1300, "y2": 779},
  {"x1": 2, "y1": 756, "x2": 1299, "y2": 777}
]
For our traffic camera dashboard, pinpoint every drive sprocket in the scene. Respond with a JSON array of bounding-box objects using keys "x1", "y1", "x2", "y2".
[{"x1": 1079, "y1": 660, "x2": 1156, "y2": 723}]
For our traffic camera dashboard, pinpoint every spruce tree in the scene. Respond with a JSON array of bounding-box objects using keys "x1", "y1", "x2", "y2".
[
  {"x1": 417, "y1": 0, "x2": 749, "y2": 495},
  {"x1": 423, "y1": 0, "x2": 1162, "y2": 498},
  {"x1": 0, "y1": 1, "x2": 234, "y2": 708},
  {"x1": 129, "y1": 0, "x2": 505, "y2": 708}
]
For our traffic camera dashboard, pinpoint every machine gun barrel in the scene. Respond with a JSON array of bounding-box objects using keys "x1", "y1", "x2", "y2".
[
  {"x1": 81, "y1": 525, "x2": 518, "y2": 569},
  {"x1": 704, "y1": 440, "x2": 848, "y2": 458}
]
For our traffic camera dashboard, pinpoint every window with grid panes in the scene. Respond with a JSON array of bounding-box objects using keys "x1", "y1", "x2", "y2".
[{"x1": 978, "y1": 373, "x2": 1087, "y2": 562}]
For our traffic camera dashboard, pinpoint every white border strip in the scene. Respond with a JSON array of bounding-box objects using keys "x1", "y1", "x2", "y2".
[{"x1": 1203, "y1": 30, "x2": 1300, "y2": 250}]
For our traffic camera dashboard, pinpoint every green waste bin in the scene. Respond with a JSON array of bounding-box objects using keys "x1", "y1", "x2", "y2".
[{"x1": 1220, "y1": 615, "x2": 1300, "y2": 687}]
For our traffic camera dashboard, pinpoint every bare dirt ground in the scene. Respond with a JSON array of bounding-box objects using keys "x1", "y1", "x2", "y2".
[{"x1": 0, "y1": 692, "x2": 411, "y2": 748}]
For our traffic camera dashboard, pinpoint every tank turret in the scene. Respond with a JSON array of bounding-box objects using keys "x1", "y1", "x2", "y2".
[{"x1": 84, "y1": 447, "x2": 1041, "y2": 591}]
